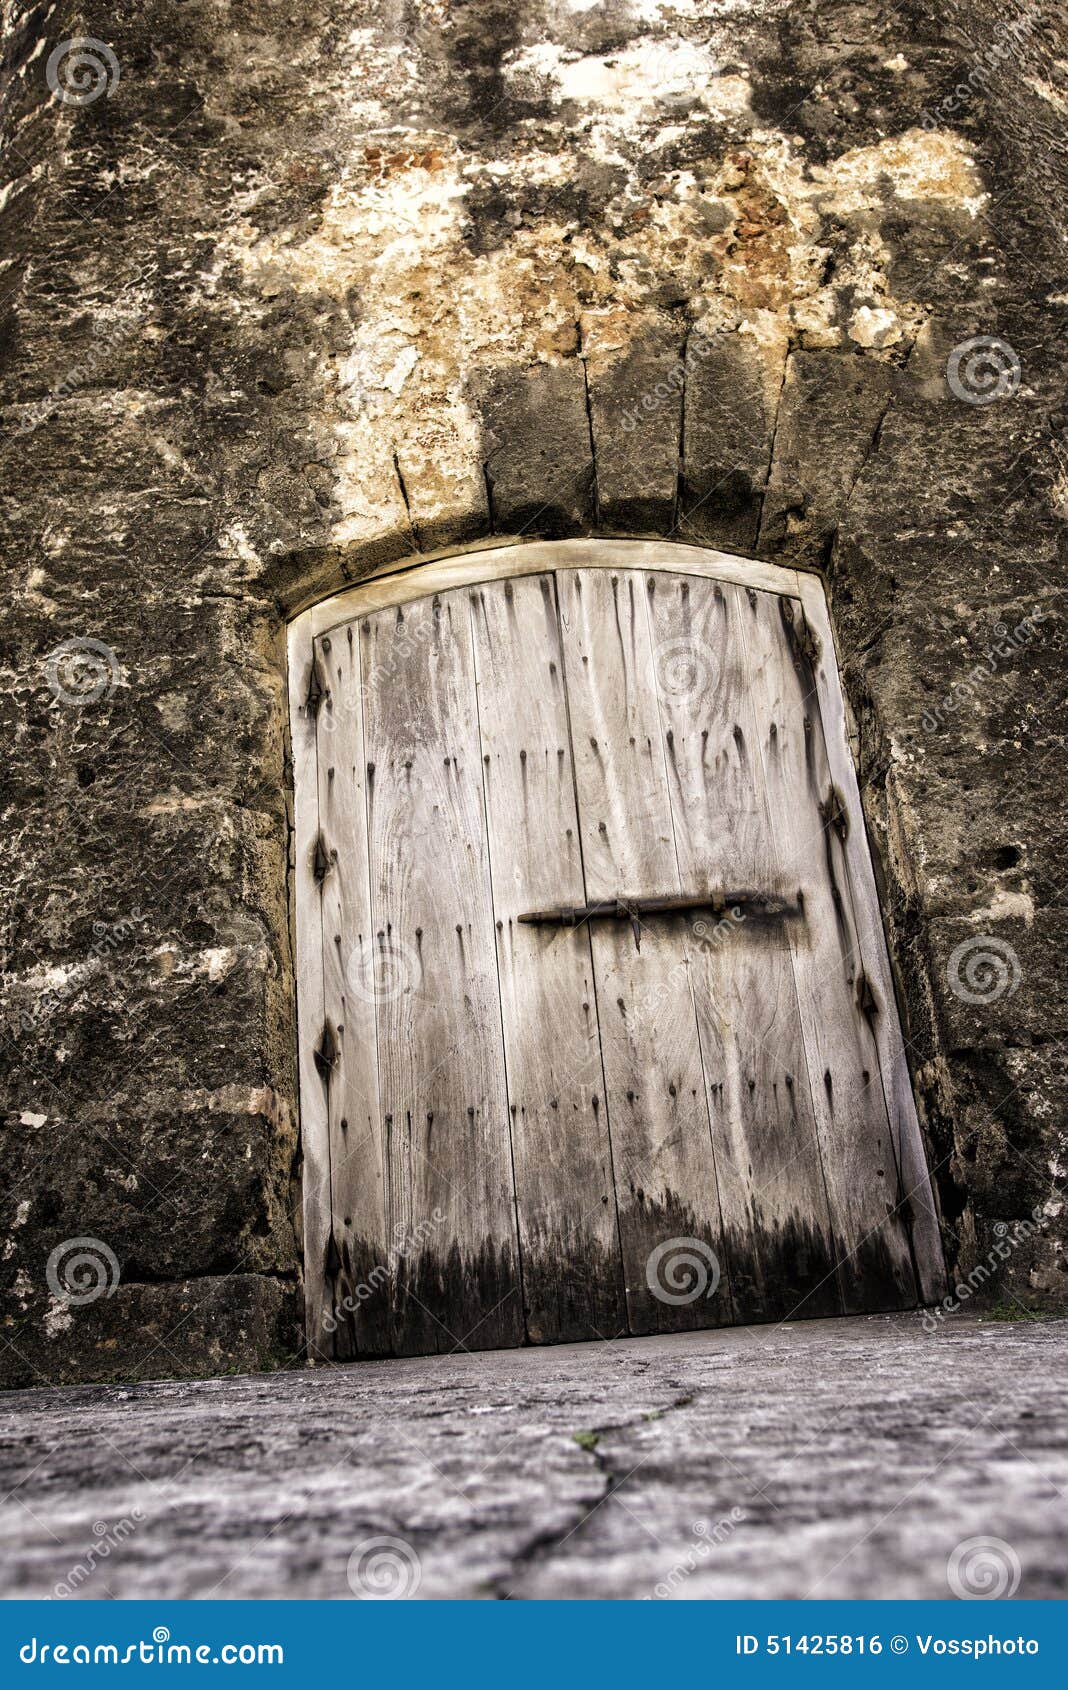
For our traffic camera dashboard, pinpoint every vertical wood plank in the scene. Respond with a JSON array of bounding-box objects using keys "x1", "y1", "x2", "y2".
[
  {"x1": 557, "y1": 567, "x2": 734, "y2": 1334},
  {"x1": 288, "y1": 620, "x2": 336, "y2": 1361},
  {"x1": 314, "y1": 625, "x2": 389, "y2": 1356},
  {"x1": 643, "y1": 572, "x2": 843, "y2": 1321},
  {"x1": 740, "y1": 587, "x2": 918, "y2": 1311},
  {"x1": 796, "y1": 575, "x2": 946, "y2": 1302},
  {"x1": 361, "y1": 591, "x2": 524, "y2": 1355},
  {"x1": 469, "y1": 575, "x2": 627, "y2": 1342}
]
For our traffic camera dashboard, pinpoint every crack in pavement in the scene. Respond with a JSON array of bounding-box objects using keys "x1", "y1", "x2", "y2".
[{"x1": 492, "y1": 1386, "x2": 700, "y2": 1599}]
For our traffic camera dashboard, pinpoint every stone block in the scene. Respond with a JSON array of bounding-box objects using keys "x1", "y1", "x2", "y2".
[
  {"x1": 586, "y1": 327, "x2": 684, "y2": 531},
  {"x1": 477, "y1": 362, "x2": 594, "y2": 537},
  {"x1": 0, "y1": 1274, "x2": 302, "y2": 1390},
  {"x1": 679, "y1": 331, "x2": 780, "y2": 553},
  {"x1": 0, "y1": 1094, "x2": 297, "y2": 1296},
  {"x1": 758, "y1": 349, "x2": 895, "y2": 565}
]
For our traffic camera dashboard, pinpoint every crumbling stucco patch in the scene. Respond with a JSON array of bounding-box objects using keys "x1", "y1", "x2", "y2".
[{"x1": 222, "y1": 115, "x2": 987, "y2": 541}]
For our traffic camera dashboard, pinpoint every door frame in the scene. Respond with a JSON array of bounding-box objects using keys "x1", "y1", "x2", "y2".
[{"x1": 287, "y1": 538, "x2": 945, "y2": 1356}]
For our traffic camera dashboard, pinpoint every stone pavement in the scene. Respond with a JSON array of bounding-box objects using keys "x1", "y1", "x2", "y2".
[{"x1": 1, "y1": 1314, "x2": 1065, "y2": 1600}]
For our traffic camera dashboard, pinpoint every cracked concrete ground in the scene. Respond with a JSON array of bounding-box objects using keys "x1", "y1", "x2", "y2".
[{"x1": 1, "y1": 1314, "x2": 1065, "y2": 1600}]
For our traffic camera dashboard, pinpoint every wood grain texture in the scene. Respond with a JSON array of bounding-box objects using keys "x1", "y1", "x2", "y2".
[
  {"x1": 287, "y1": 622, "x2": 334, "y2": 1359},
  {"x1": 301, "y1": 539, "x2": 802, "y2": 642},
  {"x1": 469, "y1": 575, "x2": 627, "y2": 1342},
  {"x1": 314, "y1": 624, "x2": 389, "y2": 1356},
  {"x1": 360, "y1": 591, "x2": 524, "y2": 1354},
  {"x1": 643, "y1": 571, "x2": 842, "y2": 1322},
  {"x1": 796, "y1": 576, "x2": 946, "y2": 1301},
  {"x1": 557, "y1": 567, "x2": 734, "y2": 1334},
  {"x1": 740, "y1": 587, "x2": 918, "y2": 1312},
  {"x1": 290, "y1": 542, "x2": 941, "y2": 1358}
]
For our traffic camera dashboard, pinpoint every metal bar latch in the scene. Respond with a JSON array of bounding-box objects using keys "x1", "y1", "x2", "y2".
[{"x1": 517, "y1": 890, "x2": 800, "y2": 949}]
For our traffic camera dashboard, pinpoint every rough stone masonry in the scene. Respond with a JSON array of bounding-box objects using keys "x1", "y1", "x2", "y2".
[{"x1": 0, "y1": 0, "x2": 1064, "y2": 1386}]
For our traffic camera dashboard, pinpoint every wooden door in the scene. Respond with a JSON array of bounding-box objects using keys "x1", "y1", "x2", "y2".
[{"x1": 290, "y1": 542, "x2": 944, "y2": 1358}]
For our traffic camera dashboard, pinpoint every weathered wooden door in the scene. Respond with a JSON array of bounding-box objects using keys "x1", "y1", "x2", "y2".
[{"x1": 290, "y1": 541, "x2": 944, "y2": 1359}]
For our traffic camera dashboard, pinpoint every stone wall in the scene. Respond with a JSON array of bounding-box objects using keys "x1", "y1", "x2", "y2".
[{"x1": 1, "y1": 0, "x2": 1064, "y2": 1386}]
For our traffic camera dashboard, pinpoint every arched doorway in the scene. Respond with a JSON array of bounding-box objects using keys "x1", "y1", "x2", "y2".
[{"x1": 288, "y1": 540, "x2": 944, "y2": 1359}]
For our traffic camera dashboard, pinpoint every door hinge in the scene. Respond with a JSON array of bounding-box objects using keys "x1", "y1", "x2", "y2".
[
  {"x1": 312, "y1": 833, "x2": 333, "y2": 884},
  {"x1": 314, "y1": 1022, "x2": 337, "y2": 1081},
  {"x1": 305, "y1": 654, "x2": 327, "y2": 718}
]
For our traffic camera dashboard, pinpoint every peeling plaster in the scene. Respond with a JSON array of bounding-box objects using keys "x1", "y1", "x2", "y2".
[{"x1": 224, "y1": 120, "x2": 985, "y2": 540}]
